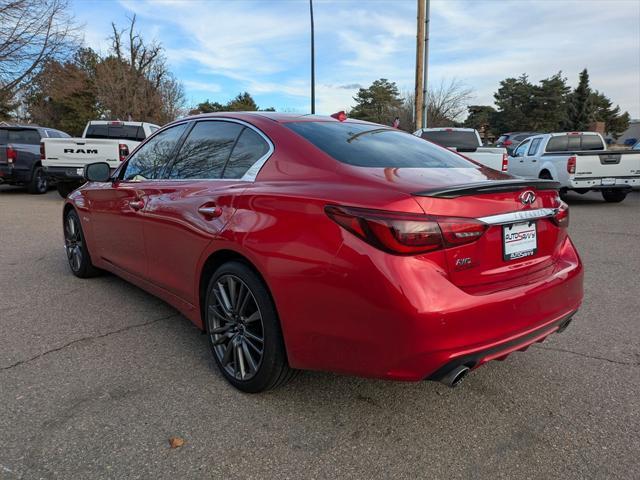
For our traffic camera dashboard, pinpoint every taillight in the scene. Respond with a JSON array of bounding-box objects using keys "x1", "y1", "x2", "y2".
[
  {"x1": 6, "y1": 146, "x2": 17, "y2": 163},
  {"x1": 501, "y1": 153, "x2": 508, "y2": 171},
  {"x1": 566, "y1": 155, "x2": 576, "y2": 174},
  {"x1": 551, "y1": 201, "x2": 569, "y2": 228},
  {"x1": 502, "y1": 139, "x2": 512, "y2": 146},
  {"x1": 325, "y1": 205, "x2": 487, "y2": 255},
  {"x1": 118, "y1": 143, "x2": 129, "y2": 162},
  {"x1": 331, "y1": 111, "x2": 347, "y2": 122},
  {"x1": 40, "y1": 142, "x2": 45, "y2": 160}
]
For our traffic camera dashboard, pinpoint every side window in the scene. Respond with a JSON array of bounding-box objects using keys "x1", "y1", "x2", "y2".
[
  {"x1": 167, "y1": 121, "x2": 242, "y2": 179},
  {"x1": 223, "y1": 127, "x2": 270, "y2": 179},
  {"x1": 546, "y1": 136, "x2": 568, "y2": 152},
  {"x1": 514, "y1": 140, "x2": 530, "y2": 157},
  {"x1": 528, "y1": 138, "x2": 541, "y2": 156},
  {"x1": 122, "y1": 123, "x2": 188, "y2": 181}
]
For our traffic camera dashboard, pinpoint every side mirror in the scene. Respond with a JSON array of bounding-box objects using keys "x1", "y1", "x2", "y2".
[{"x1": 84, "y1": 162, "x2": 111, "y2": 182}]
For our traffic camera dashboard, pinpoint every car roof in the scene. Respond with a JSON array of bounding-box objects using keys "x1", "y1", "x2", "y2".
[{"x1": 180, "y1": 111, "x2": 374, "y2": 125}]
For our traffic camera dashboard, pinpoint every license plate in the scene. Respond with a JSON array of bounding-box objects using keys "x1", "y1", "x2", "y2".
[
  {"x1": 503, "y1": 221, "x2": 537, "y2": 261},
  {"x1": 601, "y1": 177, "x2": 616, "y2": 186},
  {"x1": 76, "y1": 168, "x2": 84, "y2": 176}
]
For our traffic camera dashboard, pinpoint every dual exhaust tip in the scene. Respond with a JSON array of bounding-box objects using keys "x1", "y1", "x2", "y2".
[{"x1": 439, "y1": 365, "x2": 470, "y2": 388}]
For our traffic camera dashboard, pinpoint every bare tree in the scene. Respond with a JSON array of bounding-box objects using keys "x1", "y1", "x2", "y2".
[
  {"x1": 94, "y1": 15, "x2": 184, "y2": 124},
  {"x1": 0, "y1": 0, "x2": 77, "y2": 112},
  {"x1": 426, "y1": 79, "x2": 473, "y2": 127}
]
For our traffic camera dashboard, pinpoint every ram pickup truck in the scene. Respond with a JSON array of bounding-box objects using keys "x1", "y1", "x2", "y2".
[
  {"x1": 508, "y1": 131, "x2": 640, "y2": 203},
  {"x1": 42, "y1": 120, "x2": 159, "y2": 197},
  {"x1": 414, "y1": 127, "x2": 509, "y2": 172},
  {"x1": 0, "y1": 125, "x2": 70, "y2": 194}
]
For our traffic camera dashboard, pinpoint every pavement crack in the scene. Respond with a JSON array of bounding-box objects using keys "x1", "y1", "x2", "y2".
[
  {"x1": 1, "y1": 313, "x2": 179, "y2": 371},
  {"x1": 532, "y1": 344, "x2": 639, "y2": 366}
]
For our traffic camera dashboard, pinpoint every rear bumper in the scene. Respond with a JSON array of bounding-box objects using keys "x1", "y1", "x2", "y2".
[
  {"x1": 570, "y1": 176, "x2": 639, "y2": 190},
  {"x1": 0, "y1": 164, "x2": 29, "y2": 184},
  {"x1": 43, "y1": 166, "x2": 84, "y2": 182}
]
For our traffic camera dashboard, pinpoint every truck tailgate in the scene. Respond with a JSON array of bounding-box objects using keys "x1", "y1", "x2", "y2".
[
  {"x1": 42, "y1": 138, "x2": 121, "y2": 168},
  {"x1": 572, "y1": 151, "x2": 640, "y2": 188}
]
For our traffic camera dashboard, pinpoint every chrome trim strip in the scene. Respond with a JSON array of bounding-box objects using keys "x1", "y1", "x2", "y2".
[{"x1": 478, "y1": 208, "x2": 558, "y2": 225}]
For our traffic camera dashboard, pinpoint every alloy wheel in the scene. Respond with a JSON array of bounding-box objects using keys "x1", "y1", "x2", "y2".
[
  {"x1": 64, "y1": 214, "x2": 83, "y2": 272},
  {"x1": 208, "y1": 274, "x2": 265, "y2": 381}
]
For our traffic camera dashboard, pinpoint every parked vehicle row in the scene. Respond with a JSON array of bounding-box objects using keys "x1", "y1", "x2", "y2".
[
  {"x1": 509, "y1": 132, "x2": 640, "y2": 203},
  {"x1": 42, "y1": 120, "x2": 159, "y2": 197},
  {"x1": 63, "y1": 112, "x2": 583, "y2": 393},
  {"x1": 0, "y1": 125, "x2": 70, "y2": 194}
]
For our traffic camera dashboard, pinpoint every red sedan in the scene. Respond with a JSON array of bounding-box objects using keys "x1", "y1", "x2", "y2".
[{"x1": 63, "y1": 113, "x2": 583, "y2": 392}]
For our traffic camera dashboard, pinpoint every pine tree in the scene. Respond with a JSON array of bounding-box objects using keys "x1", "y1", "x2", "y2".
[
  {"x1": 350, "y1": 79, "x2": 403, "y2": 124},
  {"x1": 566, "y1": 68, "x2": 593, "y2": 130}
]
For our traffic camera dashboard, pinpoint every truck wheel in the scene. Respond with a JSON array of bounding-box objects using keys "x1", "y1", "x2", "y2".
[
  {"x1": 57, "y1": 182, "x2": 75, "y2": 198},
  {"x1": 601, "y1": 190, "x2": 627, "y2": 203},
  {"x1": 27, "y1": 166, "x2": 48, "y2": 194}
]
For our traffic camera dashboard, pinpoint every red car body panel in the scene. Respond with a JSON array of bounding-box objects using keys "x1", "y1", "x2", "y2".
[{"x1": 66, "y1": 112, "x2": 583, "y2": 382}]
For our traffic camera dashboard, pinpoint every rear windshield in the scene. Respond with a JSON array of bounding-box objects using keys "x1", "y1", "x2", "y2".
[
  {"x1": 546, "y1": 134, "x2": 604, "y2": 152},
  {"x1": 286, "y1": 122, "x2": 474, "y2": 168},
  {"x1": 85, "y1": 124, "x2": 146, "y2": 141},
  {"x1": 0, "y1": 128, "x2": 41, "y2": 145},
  {"x1": 419, "y1": 130, "x2": 479, "y2": 149}
]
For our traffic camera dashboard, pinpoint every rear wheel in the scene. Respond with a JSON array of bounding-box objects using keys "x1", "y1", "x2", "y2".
[
  {"x1": 27, "y1": 166, "x2": 47, "y2": 194},
  {"x1": 205, "y1": 261, "x2": 296, "y2": 393},
  {"x1": 63, "y1": 209, "x2": 101, "y2": 278},
  {"x1": 601, "y1": 189, "x2": 627, "y2": 203}
]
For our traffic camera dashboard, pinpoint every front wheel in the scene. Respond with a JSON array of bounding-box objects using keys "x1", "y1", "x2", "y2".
[
  {"x1": 205, "y1": 261, "x2": 296, "y2": 393},
  {"x1": 601, "y1": 190, "x2": 627, "y2": 203},
  {"x1": 27, "y1": 166, "x2": 47, "y2": 194},
  {"x1": 63, "y1": 209, "x2": 101, "y2": 278}
]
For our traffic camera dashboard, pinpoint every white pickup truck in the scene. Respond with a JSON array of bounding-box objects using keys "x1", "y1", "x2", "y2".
[
  {"x1": 413, "y1": 127, "x2": 509, "y2": 172},
  {"x1": 42, "y1": 120, "x2": 159, "y2": 197},
  {"x1": 508, "y1": 132, "x2": 640, "y2": 203}
]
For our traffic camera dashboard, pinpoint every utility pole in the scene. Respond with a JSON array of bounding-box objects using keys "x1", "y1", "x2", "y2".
[
  {"x1": 414, "y1": 0, "x2": 426, "y2": 131},
  {"x1": 310, "y1": 0, "x2": 316, "y2": 114},
  {"x1": 422, "y1": 0, "x2": 430, "y2": 127}
]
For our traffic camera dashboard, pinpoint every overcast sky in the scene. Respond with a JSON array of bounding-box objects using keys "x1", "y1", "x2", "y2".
[{"x1": 73, "y1": 0, "x2": 640, "y2": 118}]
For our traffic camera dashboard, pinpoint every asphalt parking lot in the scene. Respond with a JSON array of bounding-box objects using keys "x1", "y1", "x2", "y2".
[{"x1": 1, "y1": 186, "x2": 638, "y2": 479}]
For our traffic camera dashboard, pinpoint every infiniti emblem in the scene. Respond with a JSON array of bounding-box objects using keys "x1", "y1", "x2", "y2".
[{"x1": 519, "y1": 190, "x2": 536, "y2": 205}]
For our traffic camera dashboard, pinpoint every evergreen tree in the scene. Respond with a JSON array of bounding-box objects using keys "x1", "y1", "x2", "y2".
[
  {"x1": 493, "y1": 74, "x2": 535, "y2": 132},
  {"x1": 590, "y1": 91, "x2": 630, "y2": 140},
  {"x1": 566, "y1": 68, "x2": 593, "y2": 130},
  {"x1": 350, "y1": 78, "x2": 403, "y2": 124},
  {"x1": 530, "y1": 72, "x2": 570, "y2": 131}
]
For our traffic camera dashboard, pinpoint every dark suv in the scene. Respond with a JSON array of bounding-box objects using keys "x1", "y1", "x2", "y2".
[
  {"x1": 0, "y1": 125, "x2": 70, "y2": 194},
  {"x1": 496, "y1": 132, "x2": 542, "y2": 156}
]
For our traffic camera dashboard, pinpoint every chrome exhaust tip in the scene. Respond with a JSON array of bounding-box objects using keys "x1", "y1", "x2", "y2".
[{"x1": 440, "y1": 365, "x2": 470, "y2": 388}]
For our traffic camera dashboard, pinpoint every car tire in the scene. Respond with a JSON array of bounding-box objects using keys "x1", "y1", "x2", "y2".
[
  {"x1": 63, "y1": 209, "x2": 101, "y2": 278},
  {"x1": 57, "y1": 182, "x2": 75, "y2": 198},
  {"x1": 27, "y1": 166, "x2": 47, "y2": 194},
  {"x1": 601, "y1": 190, "x2": 627, "y2": 203},
  {"x1": 205, "y1": 261, "x2": 296, "y2": 393}
]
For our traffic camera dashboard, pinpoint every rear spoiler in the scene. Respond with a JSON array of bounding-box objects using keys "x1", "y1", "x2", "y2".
[{"x1": 413, "y1": 179, "x2": 560, "y2": 198}]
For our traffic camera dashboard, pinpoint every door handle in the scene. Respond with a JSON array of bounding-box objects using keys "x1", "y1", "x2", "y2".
[
  {"x1": 198, "y1": 205, "x2": 223, "y2": 218},
  {"x1": 129, "y1": 199, "x2": 144, "y2": 211}
]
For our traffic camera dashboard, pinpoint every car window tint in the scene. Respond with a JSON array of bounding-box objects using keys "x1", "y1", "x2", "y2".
[
  {"x1": 419, "y1": 130, "x2": 479, "y2": 149},
  {"x1": 122, "y1": 123, "x2": 188, "y2": 181},
  {"x1": 286, "y1": 121, "x2": 474, "y2": 168},
  {"x1": 166, "y1": 121, "x2": 242, "y2": 179},
  {"x1": 581, "y1": 135, "x2": 604, "y2": 150},
  {"x1": 0, "y1": 128, "x2": 41, "y2": 144},
  {"x1": 223, "y1": 127, "x2": 270, "y2": 179},
  {"x1": 567, "y1": 135, "x2": 581, "y2": 151},
  {"x1": 546, "y1": 136, "x2": 568, "y2": 152},
  {"x1": 528, "y1": 138, "x2": 541, "y2": 156}
]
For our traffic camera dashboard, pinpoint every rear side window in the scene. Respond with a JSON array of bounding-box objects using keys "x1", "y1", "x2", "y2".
[
  {"x1": 528, "y1": 138, "x2": 541, "y2": 156},
  {"x1": 420, "y1": 130, "x2": 479, "y2": 149},
  {"x1": 167, "y1": 121, "x2": 242, "y2": 179},
  {"x1": 546, "y1": 136, "x2": 568, "y2": 152},
  {"x1": 122, "y1": 123, "x2": 188, "y2": 181},
  {"x1": 286, "y1": 122, "x2": 474, "y2": 168},
  {"x1": 223, "y1": 128, "x2": 270, "y2": 179},
  {"x1": 86, "y1": 124, "x2": 145, "y2": 141},
  {"x1": 0, "y1": 128, "x2": 41, "y2": 144}
]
